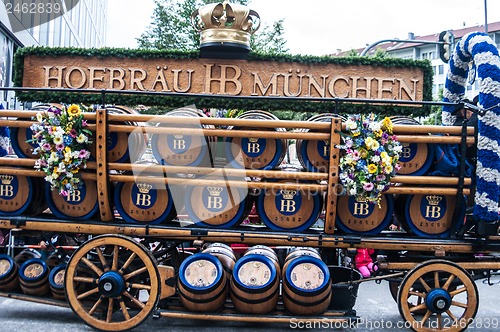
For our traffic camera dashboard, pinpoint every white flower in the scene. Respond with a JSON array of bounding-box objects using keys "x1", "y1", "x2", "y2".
[
  {"x1": 371, "y1": 155, "x2": 381, "y2": 163},
  {"x1": 349, "y1": 188, "x2": 357, "y2": 195},
  {"x1": 36, "y1": 113, "x2": 43, "y2": 122},
  {"x1": 369, "y1": 122, "x2": 381, "y2": 132},
  {"x1": 76, "y1": 134, "x2": 88, "y2": 144},
  {"x1": 346, "y1": 120, "x2": 357, "y2": 131},
  {"x1": 393, "y1": 145, "x2": 403, "y2": 153}
]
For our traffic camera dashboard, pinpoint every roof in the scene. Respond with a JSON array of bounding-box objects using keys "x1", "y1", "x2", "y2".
[{"x1": 332, "y1": 21, "x2": 500, "y2": 56}]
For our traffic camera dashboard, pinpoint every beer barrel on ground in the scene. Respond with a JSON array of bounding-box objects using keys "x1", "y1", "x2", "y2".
[
  {"x1": 184, "y1": 177, "x2": 250, "y2": 228},
  {"x1": 395, "y1": 194, "x2": 466, "y2": 238},
  {"x1": 19, "y1": 258, "x2": 50, "y2": 296},
  {"x1": 230, "y1": 253, "x2": 279, "y2": 314},
  {"x1": 243, "y1": 245, "x2": 281, "y2": 276},
  {"x1": 256, "y1": 179, "x2": 322, "y2": 232},
  {"x1": 177, "y1": 253, "x2": 228, "y2": 312},
  {"x1": 391, "y1": 117, "x2": 435, "y2": 176},
  {"x1": 151, "y1": 108, "x2": 214, "y2": 167},
  {"x1": 90, "y1": 106, "x2": 148, "y2": 163},
  {"x1": 282, "y1": 255, "x2": 331, "y2": 316},
  {"x1": 0, "y1": 172, "x2": 47, "y2": 216},
  {"x1": 225, "y1": 111, "x2": 287, "y2": 170},
  {"x1": 10, "y1": 104, "x2": 63, "y2": 159},
  {"x1": 45, "y1": 179, "x2": 99, "y2": 220},
  {"x1": 296, "y1": 113, "x2": 344, "y2": 173},
  {"x1": 0, "y1": 254, "x2": 19, "y2": 292},
  {"x1": 48, "y1": 264, "x2": 66, "y2": 300},
  {"x1": 335, "y1": 194, "x2": 394, "y2": 235}
]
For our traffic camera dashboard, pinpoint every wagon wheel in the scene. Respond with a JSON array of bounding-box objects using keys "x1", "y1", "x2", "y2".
[
  {"x1": 65, "y1": 235, "x2": 160, "y2": 332},
  {"x1": 397, "y1": 260, "x2": 478, "y2": 332}
]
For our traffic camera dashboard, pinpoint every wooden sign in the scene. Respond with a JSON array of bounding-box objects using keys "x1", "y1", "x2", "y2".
[{"x1": 22, "y1": 54, "x2": 425, "y2": 101}]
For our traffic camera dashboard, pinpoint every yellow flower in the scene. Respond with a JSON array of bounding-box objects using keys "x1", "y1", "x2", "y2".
[
  {"x1": 61, "y1": 179, "x2": 68, "y2": 185},
  {"x1": 380, "y1": 151, "x2": 388, "y2": 160},
  {"x1": 67, "y1": 104, "x2": 81, "y2": 117},
  {"x1": 359, "y1": 148, "x2": 368, "y2": 159},
  {"x1": 374, "y1": 129, "x2": 383, "y2": 138},
  {"x1": 382, "y1": 117, "x2": 394, "y2": 133},
  {"x1": 368, "y1": 164, "x2": 378, "y2": 173},
  {"x1": 365, "y1": 137, "x2": 374, "y2": 149},
  {"x1": 36, "y1": 112, "x2": 43, "y2": 122},
  {"x1": 384, "y1": 164, "x2": 394, "y2": 173}
]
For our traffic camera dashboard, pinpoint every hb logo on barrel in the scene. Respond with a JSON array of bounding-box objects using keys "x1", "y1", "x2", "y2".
[
  {"x1": 0, "y1": 175, "x2": 15, "y2": 198},
  {"x1": 423, "y1": 195, "x2": 443, "y2": 219},
  {"x1": 352, "y1": 197, "x2": 372, "y2": 216},
  {"x1": 278, "y1": 189, "x2": 300, "y2": 214},
  {"x1": 206, "y1": 186, "x2": 225, "y2": 211},
  {"x1": 134, "y1": 183, "x2": 154, "y2": 207}
]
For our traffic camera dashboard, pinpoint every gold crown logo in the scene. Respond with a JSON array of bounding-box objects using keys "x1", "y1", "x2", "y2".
[
  {"x1": 248, "y1": 137, "x2": 259, "y2": 143},
  {"x1": 174, "y1": 134, "x2": 184, "y2": 139},
  {"x1": 280, "y1": 189, "x2": 297, "y2": 200},
  {"x1": 191, "y1": 0, "x2": 260, "y2": 51},
  {"x1": 0, "y1": 175, "x2": 13, "y2": 185},
  {"x1": 355, "y1": 196, "x2": 368, "y2": 203},
  {"x1": 426, "y1": 195, "x2": 443, "y2": 206},
  {"x1": 207, "y1": 186, "x2": 224, "y2": 196},
  {"x1": 137, "y1": 183, "x2": 153, "y2": 194},
  {"x1": 323, "y1": 140, "x2": 330, "y2": 146}
]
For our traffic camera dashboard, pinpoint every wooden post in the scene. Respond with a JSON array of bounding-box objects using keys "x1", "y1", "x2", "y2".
[
  {"x1": 95, "y1": 109, "x2": 113, "y2": 221},
  {"x1": 324, "y1": 118, "x2": 342, "y2": 234}
]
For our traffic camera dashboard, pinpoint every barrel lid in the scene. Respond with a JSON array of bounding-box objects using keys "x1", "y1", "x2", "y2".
[
  {"x1": 336, "y1": 194, "x2": 394, "y2": 235},
  {"x1": 284, "y1": 256, "x2": 330, "y2": 293},
  {"x1": 10, "y1": 127, "x2": 38, "y2": 159},
  {"x1": 232, "y1": 254, "x2": 277, "y2": 290},
  {"x1": 114, "y1": 180, "x2": 175, "y2": 224},
  {"x1": 256, "y1": 180, "x2": 322, "y2": 232},
  {"x1": 45, "y1": 180, "x2": 99, "y2": 220},
  {"x1": 184, "y1": 183, "x2": 249, "y2": 228},
  {"x1": 179, "y1": 253, "x2": 224, "y2": 291},
  {"x1": 48, "y1": 264, "x2": 67, "y2": 289},
  {"x1": 403, "y1": 194, "x2": 465, "y2": 238},
  {"x1": 19, "y1": 258, "x2": 48, "y2": 282},
  {"x1": 0, "y1": 174, "x2": 34, "y2": 216},
  {"x1": 0, "y1": 254, "x2": 15, "y2": 280},
  {"x1": 397, "y1": 142, "x2": 435, "y2": 176},
  {"x1": 298, "y1": 138, "x2": 330, "y2": 173}
]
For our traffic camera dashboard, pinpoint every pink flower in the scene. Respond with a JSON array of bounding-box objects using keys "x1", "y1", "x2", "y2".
[
  {"x1": 376, "y1": 174, "x2": 386, "y2": 181},
  {"x1": 82, "y1": 120, "x2": 88, "y2": 127},
  {"x1": 78, "y1": 149, "x2": 89, "y2": 159},
  {"x1": 60, "y1": 189, "x2": 68, "y2": 197},
  {"x1": 363, "y1": 182, "x2": 374, "y2": 191},
  {"x1": 56, "y1": 143, "x2": 65, "y2": 151},
  {"x1": 69, "y1": 129, "x2": 78, "y2": 138},
  {"x1": 42, "y1": 143, "x2": 51, "y2": 151}
]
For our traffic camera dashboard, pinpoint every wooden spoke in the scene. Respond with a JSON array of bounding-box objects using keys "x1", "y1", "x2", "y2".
[
  {"x1": 112, "y1": 245, "x2": 119, "y2": 271},
  {"x1": 434, "y1": 271, "x2": 440, "y2": 288},
  {"x1": 398, "y1": 260, "x2": 479, "y2": 332},
  {"x1": 442, "y1": 274, "x2": 456, "y2": 291},
  {"x1": 96, "y1": 247, "x2": 109, "y2": 272},
  {"x1": 124, "y1": 266, "x2": 148, "y2": 280},
  {"x1": 65, "y1": 235, "x2": 160, "y2": 332},
  {"x1": 89, "y1": 298, "x2": 103, "y2": 316},
  {"x1": 418, "y1": 277, "x2": 431, "y2": 292},
  {"x1": 106, "y1": 298, "x2": 114, "y2": 323},
  {"x1": 120, "y1": 252, "x2": 137, "y2": 272},
  {"x1": 119, "y1": 299, "x2": 131, "y2": 321},
  {"x1": 77, "y1": 287, "x2": 100, "y2": 300},
  {"x1": 81, "y1": 257, "x2": 104, "y2": 277}
]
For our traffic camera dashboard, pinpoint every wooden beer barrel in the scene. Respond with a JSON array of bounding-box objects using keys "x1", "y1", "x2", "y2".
[
  {"x1": 114, "y1": 178, "x2": 176, "y2": 224},
  {"x1": 282, "y1": 255, "x2": 331, "y2": 316},
  {"x1": 243, "y1": 245, "x2": 281, "y2": 275},
  {"x1": 225, "y1": 110, "x2": 287, "y2": 170},
  {"x1": 0, "y1": 254, "x2": 19, "y2": 292},
  {"x1": 151, "y1": 108, "x2": 214, "y2": 167},
  {"x1": 19, "y1": 258, "x2": 50, "y2": 296},
  {"x1": 284, "y1": 247, "x2": 321, "y2": 264},
  {"x1": 10, "y1": 104, "x2": 63, "y2": 159},
  {"x1": 177, "y1": 253, "x2": 228, "y2": 312},
  {"x1": 90, "y1": 106, "x2": 148, "y2": 163},
  {"x1": 45, "y1": 179, "x2": 99, "y2": 220},
  {"x1": 14, "y1": 248, "x2": 42, "y2": 266},
  {"x1": 335, "y1": 194, "x2": 394, "y2": 235},
  {"x1": 0, "y1": 172, "x2": 47, "y2": 217},
  {"x1": 48, "y1": 264, "x2": 66, "y2": 300},
  {"x1": 296, "y1": 113, "x2": 345, "y2": 173},
  {"x1": 394, "y1": 194, "x2": 466, "y2": 238},
  {"x1": 256, "y1": 179, "x2": 323, "y2": 232},
  {"x1": 184, "y1": 178, "x2": 251, "y2": 228},
  {"x1": 230, "y1": 254, "x2": 279, "y2": 315},
  {"x1": 202, "y1": 243, "x2": 237, "y2": 275},
  {"x1": 390, "y1": 117, "x2": 435, "y2": 176}
]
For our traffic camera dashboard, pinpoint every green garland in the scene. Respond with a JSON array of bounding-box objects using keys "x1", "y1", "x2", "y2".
[{"x1": 13, "y1": 47, "x2": 433, "y2": 116}]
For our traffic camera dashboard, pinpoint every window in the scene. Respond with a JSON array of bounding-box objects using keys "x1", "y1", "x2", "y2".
[{"x1": 438, "y1": 65, "x2": 444, "y2": 75}]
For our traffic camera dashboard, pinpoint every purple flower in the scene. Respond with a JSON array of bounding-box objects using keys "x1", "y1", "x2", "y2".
[
  {"x1": 82, "y1": 120, "x2": 88, "y2": 127},
  {"x1": 56, "y1": 143, "x2": 65, "y2": 151},
  {"x1": 376, "y1": 174, "x2": 386, "y2": 181},
  {"x1": 69, "y1": 129, "x2": 78, "y2": 138},
  {"x1": 42, "y1": 143, "x2": 51, "y2": 151},
  {"x1": 363, "y1": 182, "x2": 374, "y2": 191}
]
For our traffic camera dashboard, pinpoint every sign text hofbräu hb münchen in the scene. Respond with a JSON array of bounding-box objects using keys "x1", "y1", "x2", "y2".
[{"x1": 22, "y1": 55, "x2": 425, "y2": 101}]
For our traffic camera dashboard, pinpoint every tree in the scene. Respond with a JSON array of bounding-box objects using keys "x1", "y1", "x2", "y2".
[{"x1": 137, "y1": 0, "x2": 288, "y2": 54}]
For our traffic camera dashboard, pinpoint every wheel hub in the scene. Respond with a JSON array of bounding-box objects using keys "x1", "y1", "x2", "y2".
[
  {"x1": 425, "y1": 288, "x2": 452, "y2": 313},
  {"x1": 98, "y1": 271, "x2": 126, "y2": 298}
]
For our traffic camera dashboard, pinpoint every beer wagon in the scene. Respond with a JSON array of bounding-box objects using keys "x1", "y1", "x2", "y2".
[{"x1": 1, "y1": 3, "x2": 500, "y2": 331}]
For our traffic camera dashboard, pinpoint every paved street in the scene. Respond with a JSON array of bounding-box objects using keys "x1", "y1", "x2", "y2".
[{"x1": 0, "y1": 278, "x2": 499, "y2": 331}]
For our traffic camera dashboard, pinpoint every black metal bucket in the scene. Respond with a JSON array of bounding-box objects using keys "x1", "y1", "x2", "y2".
[{"x1": 328, "y1": 266, "x2": 362, "y2": 311}]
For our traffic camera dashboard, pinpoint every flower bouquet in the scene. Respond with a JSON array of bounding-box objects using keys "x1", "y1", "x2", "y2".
[
  {"x1": 337, "y1": 114, "x2": 402, "y2": 205},
  {"x1": 29, "y1": 104, "x2": 92, "y2": 196}
]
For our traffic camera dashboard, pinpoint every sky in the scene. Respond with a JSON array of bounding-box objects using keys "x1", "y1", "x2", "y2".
[{"x1": 106, "y1": 0, "x2": 500, "y2": 55}]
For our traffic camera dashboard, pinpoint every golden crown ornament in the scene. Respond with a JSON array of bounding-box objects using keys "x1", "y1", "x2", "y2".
[{"x1": 191, "y1": 0, "x2": 260, "y2": 57}]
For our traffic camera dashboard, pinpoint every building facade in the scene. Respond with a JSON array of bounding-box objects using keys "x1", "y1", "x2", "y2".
[
  {"x1": 0, "y1": 0, "x2": 108, "y2": 108},
  {"x1": 335, "y1": 22, "x2": 500, "y2": 101}
]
